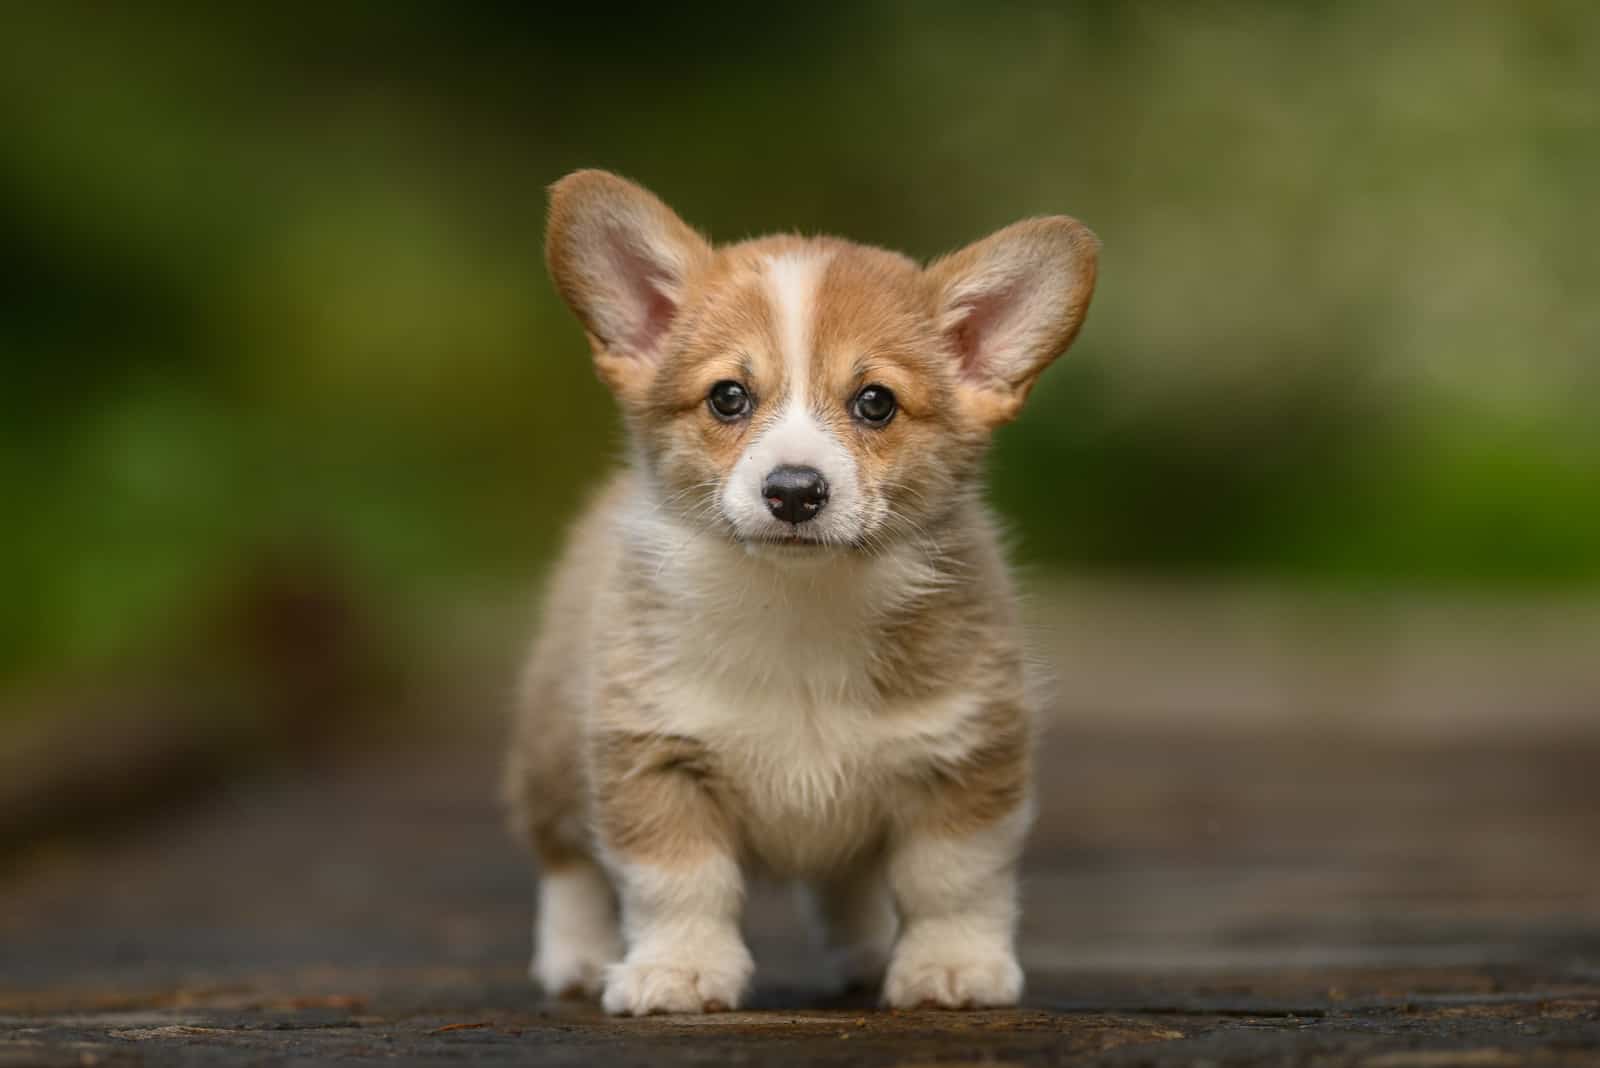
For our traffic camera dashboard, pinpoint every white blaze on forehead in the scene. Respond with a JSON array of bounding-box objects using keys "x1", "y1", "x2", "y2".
[
  {"x1": 764, "y1": 251, "x2": 829, "y2": 403},
  {"x1": 756, "y1": 251, "x2": 838, "y2": 471},
  {"x1": 718, "y1": 248, "x2": 864, "y2": 547}
]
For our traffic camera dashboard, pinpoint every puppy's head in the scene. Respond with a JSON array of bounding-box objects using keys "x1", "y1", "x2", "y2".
[{"x1": 546, "y1": 170, "x2": 1098, "y2": 559}]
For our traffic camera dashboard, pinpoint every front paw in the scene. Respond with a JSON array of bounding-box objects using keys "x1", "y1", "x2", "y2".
[
  {"x1": 883, "y1": 941, "x2": 1022, "y2": 1010},
  {"x1": 601, "y1": 944, "x2": 753, "y2": 1016}
]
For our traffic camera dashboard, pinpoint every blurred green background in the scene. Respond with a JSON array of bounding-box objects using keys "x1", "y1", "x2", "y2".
[{"x1": 5, "y1": 2, "x2": 1599, "y2": 712}]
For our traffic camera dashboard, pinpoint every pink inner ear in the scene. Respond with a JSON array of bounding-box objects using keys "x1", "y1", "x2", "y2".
[
  {"x1": 607, "y1": 230, "x2": 679, "y2": 360},
  {"x1": 950, "y1": 288, "x2": 1014, "y2": 383},
  {"x1": 628, "y1": 283, "x2": 676, "y2": 358}
]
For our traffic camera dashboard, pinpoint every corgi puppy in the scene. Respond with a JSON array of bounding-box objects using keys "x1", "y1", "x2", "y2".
[{"x1": 505, "y1": 170, "x2": 1098, "y2": 1015}]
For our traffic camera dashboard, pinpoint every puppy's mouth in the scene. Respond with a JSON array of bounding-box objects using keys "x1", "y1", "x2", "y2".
[
  {"x1": 741, "y1": 533, "x2": 833, "y2": 551},
  {"x1": 736, "y1": 530, "x2": 858, "y2": 560}
]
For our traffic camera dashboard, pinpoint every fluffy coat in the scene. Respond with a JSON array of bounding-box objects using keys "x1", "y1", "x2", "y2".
[{"x1": 505, "y1": 170, "x2": 1098, "y2": 1015}]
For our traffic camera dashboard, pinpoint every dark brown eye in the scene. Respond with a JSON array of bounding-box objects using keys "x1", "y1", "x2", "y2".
[
  {"x1": 708, "y1": 380, "x2": 751, "y2": 420},
  {"x1": 852, "y1": 384, "x2": 897, "y2": 426}
]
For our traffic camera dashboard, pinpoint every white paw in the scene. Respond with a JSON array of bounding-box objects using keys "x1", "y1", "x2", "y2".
[
  {"x1": 601, "y1": 944, "x2": 753, "y2": 1016},
  {"x1": 883, "y1": 942, "x2": 1023, "y2": 1009},
  {"x1": 533, "y1": 937, "x2": 620, "y2": 999}
]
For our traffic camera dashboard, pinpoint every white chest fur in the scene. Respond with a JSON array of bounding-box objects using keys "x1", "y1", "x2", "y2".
[
  {"x1": 652, "y1": 674, "x2": 983, "y2": 874},
  {"x1": 611, "y1": 514, "x2": 984, "y2": 874}
]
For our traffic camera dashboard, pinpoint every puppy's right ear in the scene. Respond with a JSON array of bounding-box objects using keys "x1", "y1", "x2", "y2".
[{"x1": 546, "y1": 170, "x2": 712, "y2": 401}]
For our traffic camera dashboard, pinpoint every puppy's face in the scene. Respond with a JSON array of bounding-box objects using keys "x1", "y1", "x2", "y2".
[
  {"x1": 546, "y1": 171, "x2": 1098, "y2": 557},
  {"x1": 636, "y1": 241, "x2": 982, "y2": 556}
]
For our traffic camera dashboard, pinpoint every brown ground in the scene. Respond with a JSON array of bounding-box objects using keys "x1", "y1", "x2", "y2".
[{"x1": 3, "y1": 717, "x2": 1597, "y2": 1066}]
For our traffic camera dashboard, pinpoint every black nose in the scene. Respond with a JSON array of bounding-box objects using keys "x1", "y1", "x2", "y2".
[{"x1": 762, "y1": 465, "x2": 829, "y2": 524}]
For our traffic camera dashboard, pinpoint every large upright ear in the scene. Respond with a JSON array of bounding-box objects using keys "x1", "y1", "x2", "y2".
[
  {"x1": 545, "y1": 170, "x2": 713, "y2": 400},
  {"x1": 925, "y1": 216, "x2": 1099, "y2": 427}
]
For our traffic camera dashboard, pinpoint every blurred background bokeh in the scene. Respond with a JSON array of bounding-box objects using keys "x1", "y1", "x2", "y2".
[{"x1": 4, "y1": 3, "x2": 1598, "y2": 844}]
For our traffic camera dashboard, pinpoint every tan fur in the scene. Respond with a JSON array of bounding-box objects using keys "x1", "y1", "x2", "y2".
[
  {"x1": 505, "y1": 171, "x2": 1098, "y2": 1013},
  {"x1": 502, "y1": 477, "x2": 622, "y2": 861},
  {"x1": 588, "y1": 730, "x2": 734, "y2": 867},
  {"x1": 504, "y1": 472, "x2": 1034, "y2": 867}
]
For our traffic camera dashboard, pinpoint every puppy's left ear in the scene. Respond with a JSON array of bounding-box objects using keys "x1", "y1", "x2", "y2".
[{"x1": 926, "y1": 217, "x2": 1099, "y2": 427}]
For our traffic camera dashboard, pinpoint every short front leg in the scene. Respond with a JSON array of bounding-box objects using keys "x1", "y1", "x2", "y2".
[
  {"x1": 883, "y1": 707, "x2": 1032, "y2": 1010},
  {"x1": 883, "y1": 809, "x2": 1028, "y2": 1009},
  {"x1": 591, "y1": 732, "x2": 753, "y2": 1016}
]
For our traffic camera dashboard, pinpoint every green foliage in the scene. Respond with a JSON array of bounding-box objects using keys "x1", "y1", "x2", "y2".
[{"x1": 3, "y1": 3, "x2": 1598, "y2": 685}]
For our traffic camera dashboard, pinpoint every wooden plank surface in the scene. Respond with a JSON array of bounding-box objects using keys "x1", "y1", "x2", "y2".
[{"x1": 2, "y1": 727, "x2": 1597, "y2": 1065}]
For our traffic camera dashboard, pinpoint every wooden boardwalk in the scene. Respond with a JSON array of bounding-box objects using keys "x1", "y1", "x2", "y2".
[{"x1": 3, "y1": 726, "x2": 1598, "y2": 1065}]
